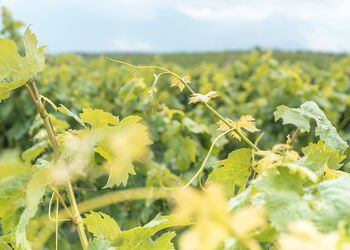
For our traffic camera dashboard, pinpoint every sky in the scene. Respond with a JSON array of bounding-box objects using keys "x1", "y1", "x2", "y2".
[{"x1": 1, "y1": 0, "x2": 350, "y2": 53}]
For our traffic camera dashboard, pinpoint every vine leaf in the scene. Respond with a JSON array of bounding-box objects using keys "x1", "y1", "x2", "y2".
[
  {"x1": 170, "y1": 75, "x2": 190, "y2": 92},
  {"x1": 252, "y1": 168, "x2": 313, "y2": 231},
  {"x1": 274, "y1": 101, "x2": 348, "y2": 152},
  {"x1": 112, "y1": 215, "x2": 188, "y2": 250},
  {"x1": 80, "y1": 108, "x2": 119, "y2": 128},
  {"x1": 84, "y1": 211, "x2": 120, "y2": 242},
  {"x1": 173, "y1": 186, "x2": 265, "y2": 250},
  {"x1": 0, "y1": 28, "x2": 45, "y2": 100},
  {"x1": 217, "y1": 115, "x2": 259, "y2": 141},
  {"x1": 95, "y1": 115, "x2": 152, "y2": 188},
  {"x1": 207, "y1": 148, "x2": 252, "y2": 196},
  {"x1": 88, "y1": 236, "x2": 115, "y2": 250},
  {"x1": 289, "y1": 141, "x2": 346, "y2": 180},
  {"x1": 0, "y1": 151, "x2": 30, "y2": 179},
  {"x1": 188, "y1": 91, "x2": 219, "y2": 104},
  {"x1": 16, "y1": 168, "x2": 50, "y2": 249},
  {"x1": 57, "y1": 104, "x2": 86, "y2": 127},
  {"x1": 170, "y1": 78, "x2": 185, "y2": 92},
  {"x1": 0, "y1": 175, "x2": 29, "y2": 219},
  {"x1": 278, "y1": 221, "x2": 341, "y2": 250}
]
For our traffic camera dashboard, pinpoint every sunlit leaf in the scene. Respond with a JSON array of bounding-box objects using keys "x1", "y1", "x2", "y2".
[
  {"x1": 84, "y1": 211, "x2": 120, "y2": 242},
  {"x1": 80, "y1": 108, "x2": 119, "y2": 128},
  {"x1": 207, "y1": 148, "x2": 252, "y2": 196},
  {"x1": 188, "y1": 91, "x2": 219, "y2": 104},
  {"x1": 0, "y1": 28, "x2": 45, "y2": 100}
]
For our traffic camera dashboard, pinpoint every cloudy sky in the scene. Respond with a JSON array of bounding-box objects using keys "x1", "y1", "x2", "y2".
[{"x1": 1, "y1": 0, "x2": 350, "y2": 53}]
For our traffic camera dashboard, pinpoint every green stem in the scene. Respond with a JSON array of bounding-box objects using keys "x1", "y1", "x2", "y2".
[
  {"x1": 33, "y1": 187, "x2": 169, "y2": 249},
  {"x1": 184, "y1": 128, "x2": 234, "y2": 188},
  {"x1": 25, "y1": 81, "x2": 89, "y2": 250},
  {"x1": 108, "y1": 59, "x2": 259, "y2": 151}
]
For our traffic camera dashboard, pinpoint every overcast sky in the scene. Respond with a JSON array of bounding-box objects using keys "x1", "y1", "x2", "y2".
[{"x1": 1, "y1": 0, "x2": 350, "y2": 53}]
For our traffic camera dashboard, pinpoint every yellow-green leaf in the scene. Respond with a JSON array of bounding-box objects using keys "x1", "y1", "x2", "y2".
[
  {"x1": 80, "y1": 108, "x2": 119, "y2": 128},
  {"x1": 84, "y1": 211, "x2": 120, "y2": 242},
  {"x1": 0, "y1": 28, "x2": 45, "y2": 100}
]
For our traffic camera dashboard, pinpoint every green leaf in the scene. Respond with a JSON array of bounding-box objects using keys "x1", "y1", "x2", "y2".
[
  {"x1": 16, "y1": 168, "x2": 49, "y2": 249},
  {"x1": 95, "y1": 115, "x2": 152, "y2": 188},
  {"x1": 290, "y1": 141, "x2": 346, "y2": 179},
  {"x1": 207, "y1": 148, "x2": 251, "y2": 196},
  {"x1": 0, "y1": 151, "x2": 30, "y2": 180},
  {"x1": 274, "y1": 105, "x2": 310, "y2": 132},
  {"x1": 88, "y1": 236, "x2": 115, "y2": 250},
  {"x1": 57, "y1": 104, "x2": 86, "y2": 127},
  {"x1": 311, "y1": 176, "x2": 350, "y2": 231},
  {"x1": 112, "y1": 215, "x2": 187, "y2": 250},
  {"x1": 0, "y1": 175, "x2": 29, "y2": 218},
  {"x1": 274, "y1": 101, "x2": 348, "y2": 152},
  {"x1": 183, "y1": 117, "x2": 208, "y2": 134},
  {"x1": 164, "y1": 136, "x2": 197, "y2": 171},
  {"x1": 80, "y1": 108, "x2": 119, "y2": 128},
  {"x1": 21, "y1": 141, "x2": 49, "y2": 163},
  {"x1": 252, "y1": 168, "x2": 313, "y2": 231},
  {"x1": 248, "y1": 169, "x2": 350, "y2": 232},
  {"x1": 0, "y1": 28, "x2": 45, "y2": 100},
  {"x1": 84, "y1": 211, "x2": 121, "y2": 241},
  {"x1": 0, "y1": 239, "x2": 12, "y2": 250},
  {"x1": 302, "y1": 141, "x2": 345, "y2": 170}
]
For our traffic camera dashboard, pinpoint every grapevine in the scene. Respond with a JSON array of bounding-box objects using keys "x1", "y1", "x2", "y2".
[{"x1": 1, "y1": 7, "x2": 350, "y2": 250}]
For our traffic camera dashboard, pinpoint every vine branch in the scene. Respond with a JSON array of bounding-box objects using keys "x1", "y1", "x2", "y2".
[
  {"x1": 108, "y1": 58, "x2": 260, "y2": 151},
  {"x1": 25, "y1": 81, "x2": 89, "y2": 250}
]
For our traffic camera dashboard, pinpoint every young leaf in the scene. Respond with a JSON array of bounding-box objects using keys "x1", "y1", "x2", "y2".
[
  {"x1": 170, "y1": 75, "x2": 190, "y2": 92},
  {"x1": 0, "y1": 28, "x2": 45, "y2": 100},
  {"x1": 207, "y1": 148, "x2": 252, "y2": 196},
  {"x1": 217, "y1": 116, "x2": 259, "y2": 141},
  {"x1": 236, "y1": 115, "x2": 260, "y2": 133},
  {"x1": 173, "y1": 186, "x2": 232, "y2": 250},
  {"x1": 188, "y1": 91, "x2": 219, "y2": 104},
  {"x1": 96, "y1": 116, "x2": 152, "y2": 187},
  {"x1": 84, "y1": 211, "x2": 120, "y2": 242},
  {"x1": 274, "y1": 101, "x2": 348, "y2": 152},
  {"x1": 170, "y1": 78, "x2": 184, "y2": 92}
]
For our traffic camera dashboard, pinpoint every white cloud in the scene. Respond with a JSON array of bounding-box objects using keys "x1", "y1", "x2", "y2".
[
  {"x1": 2, "y1": 0, "x2": 350, "y2": 52},
  {"x1": 178, "y1": 5, "x2": 269, "y2": 21},
  {"x1": 177, "y1": 0, "x2": 350, "y2": 22},
  {"x1": 303, "y1": 28, "x2": 350, "y2": 52},
  {"x1": 113, "y1": 37, "x2": 153, "y2": 52}
]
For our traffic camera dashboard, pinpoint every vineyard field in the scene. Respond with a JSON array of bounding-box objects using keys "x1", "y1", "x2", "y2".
[{"x1": 1, "y1": 6, "x2": 350, "y2": 250}]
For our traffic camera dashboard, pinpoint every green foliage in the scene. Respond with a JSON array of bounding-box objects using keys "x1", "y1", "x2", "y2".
[
  {"x1": 274, "y1": 101, "x2": 348, "y2": 152},
  {"x1": 2, "y1": 9, "x2": 350, "y2": 250},
  {"x1": 207, "y1": 148, "x2": 251, "y2": 196},
  {"x1": 112, "y1": 215, "x2": 185, "y2": 250},
  {"x1": 84, "y1": 211, "x2": 120, "y2": 241},
  {"x1": 0, "y1": 28, "x2": 45, "y2": 100}
]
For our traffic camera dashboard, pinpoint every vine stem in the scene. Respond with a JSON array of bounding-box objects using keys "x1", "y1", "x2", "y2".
[
  {"x1": 108, "y1": 58, "x2": 260, "y2": 152},
  {"x1": 25, "y1": 81, "x2": 89, "y2": 250},
  {"x1": 183, "y1": 128, "x2": 235, "y2": 188},
  {"x1": 33, "y1": 187, "x2": 169, "y2": 249}
]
